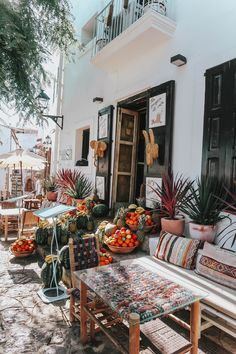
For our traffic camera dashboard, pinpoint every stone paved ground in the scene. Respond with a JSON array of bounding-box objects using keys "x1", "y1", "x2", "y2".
[{"x1": 0, "y1": 237, "x2": 235, "y2": 354}]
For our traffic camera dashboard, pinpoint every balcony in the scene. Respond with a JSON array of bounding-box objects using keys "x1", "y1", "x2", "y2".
[{"x1": 91, "y1": 0, "x2": 176, "y2": 72}]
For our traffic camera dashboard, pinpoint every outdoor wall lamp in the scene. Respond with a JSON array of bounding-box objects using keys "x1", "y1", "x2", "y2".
[
  {"x1": 170, "y1": 54, "x2": 187, "y2": 67},
  {"x1": 36, "y1": 89, "x2": 64, "y2": 129},
  {"x1": 93, "y1": 97, "x2": 104, "y2": 103}
]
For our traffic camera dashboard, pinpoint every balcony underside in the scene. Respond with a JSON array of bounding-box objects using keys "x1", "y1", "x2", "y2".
[{"x1": 91, "y1": 9, "x2": 176, "y2": 72}]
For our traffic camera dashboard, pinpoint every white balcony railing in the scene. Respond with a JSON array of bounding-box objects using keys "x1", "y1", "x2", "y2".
[{"x1": 92, "y1": 0, "x2": 174, "y2": 57}]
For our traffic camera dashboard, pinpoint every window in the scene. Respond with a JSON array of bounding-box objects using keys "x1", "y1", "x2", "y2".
[
  {"x1": 75, "y1": 127, "x2": 90, "y2": 166},
  {"x1": 202, "y1": 59, "x2": 236, "y2": 188}
]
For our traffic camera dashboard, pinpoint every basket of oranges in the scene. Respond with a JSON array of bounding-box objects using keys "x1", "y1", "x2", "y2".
[
  {"x1": 99, "y1": 248, "x2": 113, "y2": 266},
  {"x1": 106, "y1": 227, "x2": 139, "y2": 254},
  {"x1": 10, "y1": 238, "x2": 36, "y2": 257}
]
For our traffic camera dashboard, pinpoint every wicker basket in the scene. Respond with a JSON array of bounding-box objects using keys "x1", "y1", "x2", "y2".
[
  {"x1": 9, "y1": 247, "x2": 34, "y2": 258},
  {"x1": 107, "y1": 244, "x2": 137, "y2": 254}
]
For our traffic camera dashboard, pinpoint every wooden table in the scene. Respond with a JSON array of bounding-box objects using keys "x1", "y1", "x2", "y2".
[
  {"x1": 23, "y1": 198, "x2": 41, "y2": 209},
  {"x1": 75, "y1": 257, "x2": 207, "y2": 354},
  {"x1": 0, "y1": 208, "x2": 26, "y2": 241}
]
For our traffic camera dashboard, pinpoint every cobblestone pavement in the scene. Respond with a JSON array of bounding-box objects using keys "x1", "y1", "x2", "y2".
[{"x1": 0, "y1": 238, "x2": 235, "y2": 354}]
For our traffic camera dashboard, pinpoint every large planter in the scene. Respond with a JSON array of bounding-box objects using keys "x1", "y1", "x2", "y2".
[
  {"x1": 189, "y1": 222, "x2": 217, "y2": 243},
  {"x1": 161, "y1": 216, "x2": 185, "y2": 236},
  {"x1": 46, "y1": 191, "x2": 58, "y2": 202}
]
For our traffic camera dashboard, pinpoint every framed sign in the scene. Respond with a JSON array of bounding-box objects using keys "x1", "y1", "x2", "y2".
[
  {"x1": 98, "y1": 113, "x2": 108, "y2": 139},
  {"x1": 96, "y1": 176, "x2": 105, "y2": 200},
  {"x1": 149, "y1": 93, "x2": 166, "y2": 128},
  {"x1": 145, "y1": 177, "x2": 162, "y2": 208}
]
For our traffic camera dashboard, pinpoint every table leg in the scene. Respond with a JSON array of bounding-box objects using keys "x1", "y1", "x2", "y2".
[
  {"x1": 4, "y1": 216, "x2": 8, "y2": 242},
  {"x1": 129, "y1": 313, "x2": 140, "y2": 354},
  {"x1": 80, "y1": 280, "x2": 88, "y2": 344},
  {"x1": 190, "y1": 301, "x2": 200, "y2": 354}
]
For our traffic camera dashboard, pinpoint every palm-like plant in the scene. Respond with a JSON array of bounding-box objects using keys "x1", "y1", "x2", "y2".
[
  {"x1": 64, "y1": 173, "x2": 93, "y2": 199},
  {"x1": 180, "y1": 176, "x2": 227, "y2": 225},
  {"x1": 150, "y1": 170, "x2": 193, "y2": 219},
  {"x1": 57, "y1": 169, "x2": 81, "y2": 191}
]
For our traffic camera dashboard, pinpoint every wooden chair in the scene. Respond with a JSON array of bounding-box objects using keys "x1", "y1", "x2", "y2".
[
  {"x1": 69, "y1": 235, "x2": 100, "y2": 322},
  {"x1": 0, "y1": 201, "x2": 18, "y2": 234},
  {"x1": 19, "y1": 210, "x2": 39, "y2": 238}
]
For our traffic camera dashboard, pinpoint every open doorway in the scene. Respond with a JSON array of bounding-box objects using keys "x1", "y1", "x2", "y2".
[{"x1": 112, "y1": 91, "x2": 148, "y2": 207}]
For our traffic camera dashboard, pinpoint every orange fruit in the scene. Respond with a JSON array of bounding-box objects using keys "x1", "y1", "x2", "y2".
[
  {"x1": 100, "y1": 262, "x2": 105, "y2": 266},
  {"x1": 134, "y1": 240, "x2": 139, "y2": 246},
  {"x1": 105, "y1": 259, "x2": 109, "y2": 265},
  {"x1": 122, "y1": 243, "x2": 127, "y2": 247},
  {"x1": 129, "y1": 242, "x2": 134, "y2": 247}
]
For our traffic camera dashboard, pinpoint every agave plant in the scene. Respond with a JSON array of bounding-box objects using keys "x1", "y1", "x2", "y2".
[
  {"x1": 180, "y1": 176, "x2": 228, "y2": 225},
  {"x1": 150, "y1": 170, "x2": 193, "y2": 219},
  {"x1": 56, "y1": 169, "x2": 81, "y2": 190},
  {"x1": 64, "y1": 173, "x2": 93, "y2": 199},
  {"x1": 44, "y1": 176, "x2": 57, "y2": 192}
]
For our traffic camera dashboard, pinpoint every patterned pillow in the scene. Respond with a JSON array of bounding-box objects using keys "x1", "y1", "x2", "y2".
[
  {"x1": 195, "y1": 242, "x2": 236, "y2": 289},
  {"x1": 155, "y1": 232, "x2": 202, "y2": 269}
]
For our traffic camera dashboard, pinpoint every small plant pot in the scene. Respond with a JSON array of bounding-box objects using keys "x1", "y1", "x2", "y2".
[
  {"x1": 189, "y1": 223, "x2": 217, "y2": 243},
  {"x1": 161, "y1": 216, "x2": 185, "y2": 236},
  {"x1": 46, "y1": 191, "x2": 58, "y2": 202}
]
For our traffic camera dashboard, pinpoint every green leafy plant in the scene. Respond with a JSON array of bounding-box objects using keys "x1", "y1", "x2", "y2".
[
  {"x1": 0, "y1": 0, "x2": 76, "y2": 123},
  {"x1": 180, "y1": 176, "x2": 228, "y2": 225},
  {"x1": 64, "y1": 174, "x2": 93, "y2": 199},
  {"x1": 150, "y1": 170, "x2": 193, "y2": 219},
  {"x1": 44, "y1": 176, "x2": 57, "y2": 192}
]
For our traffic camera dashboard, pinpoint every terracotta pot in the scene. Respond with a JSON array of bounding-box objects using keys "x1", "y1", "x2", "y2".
[
  {"x1": 189, "y1": 222, "x2": 217, "y2": 243},
  {"x1": 161, "y1": 216, "x2": 185, "y2": 236},
  {"x1": 46, "y1": 191, "x2": 58, "y2": 202}
]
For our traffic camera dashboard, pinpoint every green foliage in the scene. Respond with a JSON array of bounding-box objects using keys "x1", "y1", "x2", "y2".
[
  {"x1": 180, "y1": 176, "x2": 228, "y2": 225},
  {"x1": 0, "y1": 0, "x2": 76, "y2": 123},
  {"x1": 65, "y1": 174, "x2": 93, "y2": 199},
  {"x1": 44, "y1": 176, "x2": 57, "y2": 191}
]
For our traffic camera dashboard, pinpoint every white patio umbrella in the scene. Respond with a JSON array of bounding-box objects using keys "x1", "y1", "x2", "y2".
[{"x1": 0, "y1": 149, "x2": 47, "y2": 194}]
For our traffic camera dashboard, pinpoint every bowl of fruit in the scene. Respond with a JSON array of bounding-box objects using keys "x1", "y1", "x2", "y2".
[
  {"x1": 106, "y1": 227, "x2": 139, "y2": 253},
  {"x1": 99, "y1": 248, "x2": 113, "y2": 266},
  {"x1": 10, "y1": 238, "x2": 36, "y2": 257},
  {"x1": 125, "y1": 212, "x2": 140, "y2": 231}
]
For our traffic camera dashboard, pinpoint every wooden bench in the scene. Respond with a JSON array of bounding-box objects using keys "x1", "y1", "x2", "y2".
[{"x1": 141, "y1": 256, "x2": 236, "y2": 339}]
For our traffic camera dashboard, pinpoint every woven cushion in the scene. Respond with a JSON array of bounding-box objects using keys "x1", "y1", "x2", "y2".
[
  {"x1": 195, "y1": 242, "x2": 236, "y2": 290},
  {"x1": 73, "y1": 236, "x2": 99, "y2": 271},
  {"x1": 155, "y1": 232, "x2": 201, "y2": 269}
]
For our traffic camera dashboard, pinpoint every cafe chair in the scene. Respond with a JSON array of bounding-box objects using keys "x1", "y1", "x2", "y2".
[
  {"x1": 19, "y1": 210, "x2": 39, "y2": 238},
  {"x1": 0, "y1": 201, "x2": 18, "y2": 234}
]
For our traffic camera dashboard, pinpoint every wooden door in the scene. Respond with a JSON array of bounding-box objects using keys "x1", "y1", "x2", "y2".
[{"x1": 112, "y1": 108, "x2": 139, "y2": 205}]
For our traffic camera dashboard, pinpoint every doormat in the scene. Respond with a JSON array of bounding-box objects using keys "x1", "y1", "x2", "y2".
[{"x1": 8, "y1": 269, "x2": 42, "y2": 285}]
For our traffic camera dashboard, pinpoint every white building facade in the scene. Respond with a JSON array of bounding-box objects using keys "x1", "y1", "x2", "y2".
[{"x1": 58, "y1": 0, "x2": 236, "y2": 229}]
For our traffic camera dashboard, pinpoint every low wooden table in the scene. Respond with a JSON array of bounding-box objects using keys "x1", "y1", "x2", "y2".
[
  {"x1": 23, "y1": 198, "x2": 41, "y2": 210},
  {"x1": 0, "y1": 208, "x2": 26, "y2": 241},
  {"x1": 75, "y1": 257, "x2": 207, "y2": 354}
]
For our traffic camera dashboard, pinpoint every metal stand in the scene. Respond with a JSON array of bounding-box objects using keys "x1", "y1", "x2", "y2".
[{"x1": 34, "y1": 204, "x2": 76, "y2": 303}]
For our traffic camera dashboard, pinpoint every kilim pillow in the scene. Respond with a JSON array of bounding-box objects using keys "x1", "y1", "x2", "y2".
[
  {"x1": 155, "y1": 232, "x2": 202, "y2": 269},
  {"x1": 195, "y1": 242, "x2": 236, "y2": 289}
]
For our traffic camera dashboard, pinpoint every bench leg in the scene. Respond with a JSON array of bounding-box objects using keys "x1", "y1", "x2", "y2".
[
  {"x1": 129, "y1": 313, "x2": 140, "y2": 354},
  {"x1": 190, "y1": 301, "x2": 200, "y2": 354},
  {"x1": 80, "y1": 280, "x2": 88, "y2": 344}
]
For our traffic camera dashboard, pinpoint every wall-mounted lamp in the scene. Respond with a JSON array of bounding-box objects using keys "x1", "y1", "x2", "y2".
[
  {"x1": 93, "y1": 97, "x2": 104, "y2": 103},
  {"x1": 36, "y1": 90, "x2": 64, "y2": 129},
  {"x1": 170, "y1": 54, "x2": 187, "y2": 67}
]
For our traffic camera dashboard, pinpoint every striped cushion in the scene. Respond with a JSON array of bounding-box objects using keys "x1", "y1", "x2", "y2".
[
  {"x1": 155, "y1": 233, "x2": 201, "y2": 269},
  {"x1": 195, "y1": 242, "x2": 236, "y2": 289}
]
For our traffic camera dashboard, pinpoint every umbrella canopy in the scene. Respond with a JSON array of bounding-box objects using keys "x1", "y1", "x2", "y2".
[{"x1": 0, "y1": 148, "x2": 46, "y2": 170}]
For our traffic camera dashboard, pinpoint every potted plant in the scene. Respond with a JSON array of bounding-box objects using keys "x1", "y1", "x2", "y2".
[
  {"x1": 181, "y1": 176, "x2": 228, "y2": 242},
  {"x1": 64, "y1": 173, "x2": 93, "y2": 205},
  {"x1": 150, "y1": 170, "x2": 192, "y2": 235},
  {"x1": 44, "y1": 176, "x2": 58, "y2": 202},
  {"x1": 57, "y1": 169, "x2": 82, "y2": 204}
]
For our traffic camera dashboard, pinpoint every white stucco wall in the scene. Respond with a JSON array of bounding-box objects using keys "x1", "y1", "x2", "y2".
[{"x1": 59, "y1": 0, "x2": 236, "y2": 248}]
